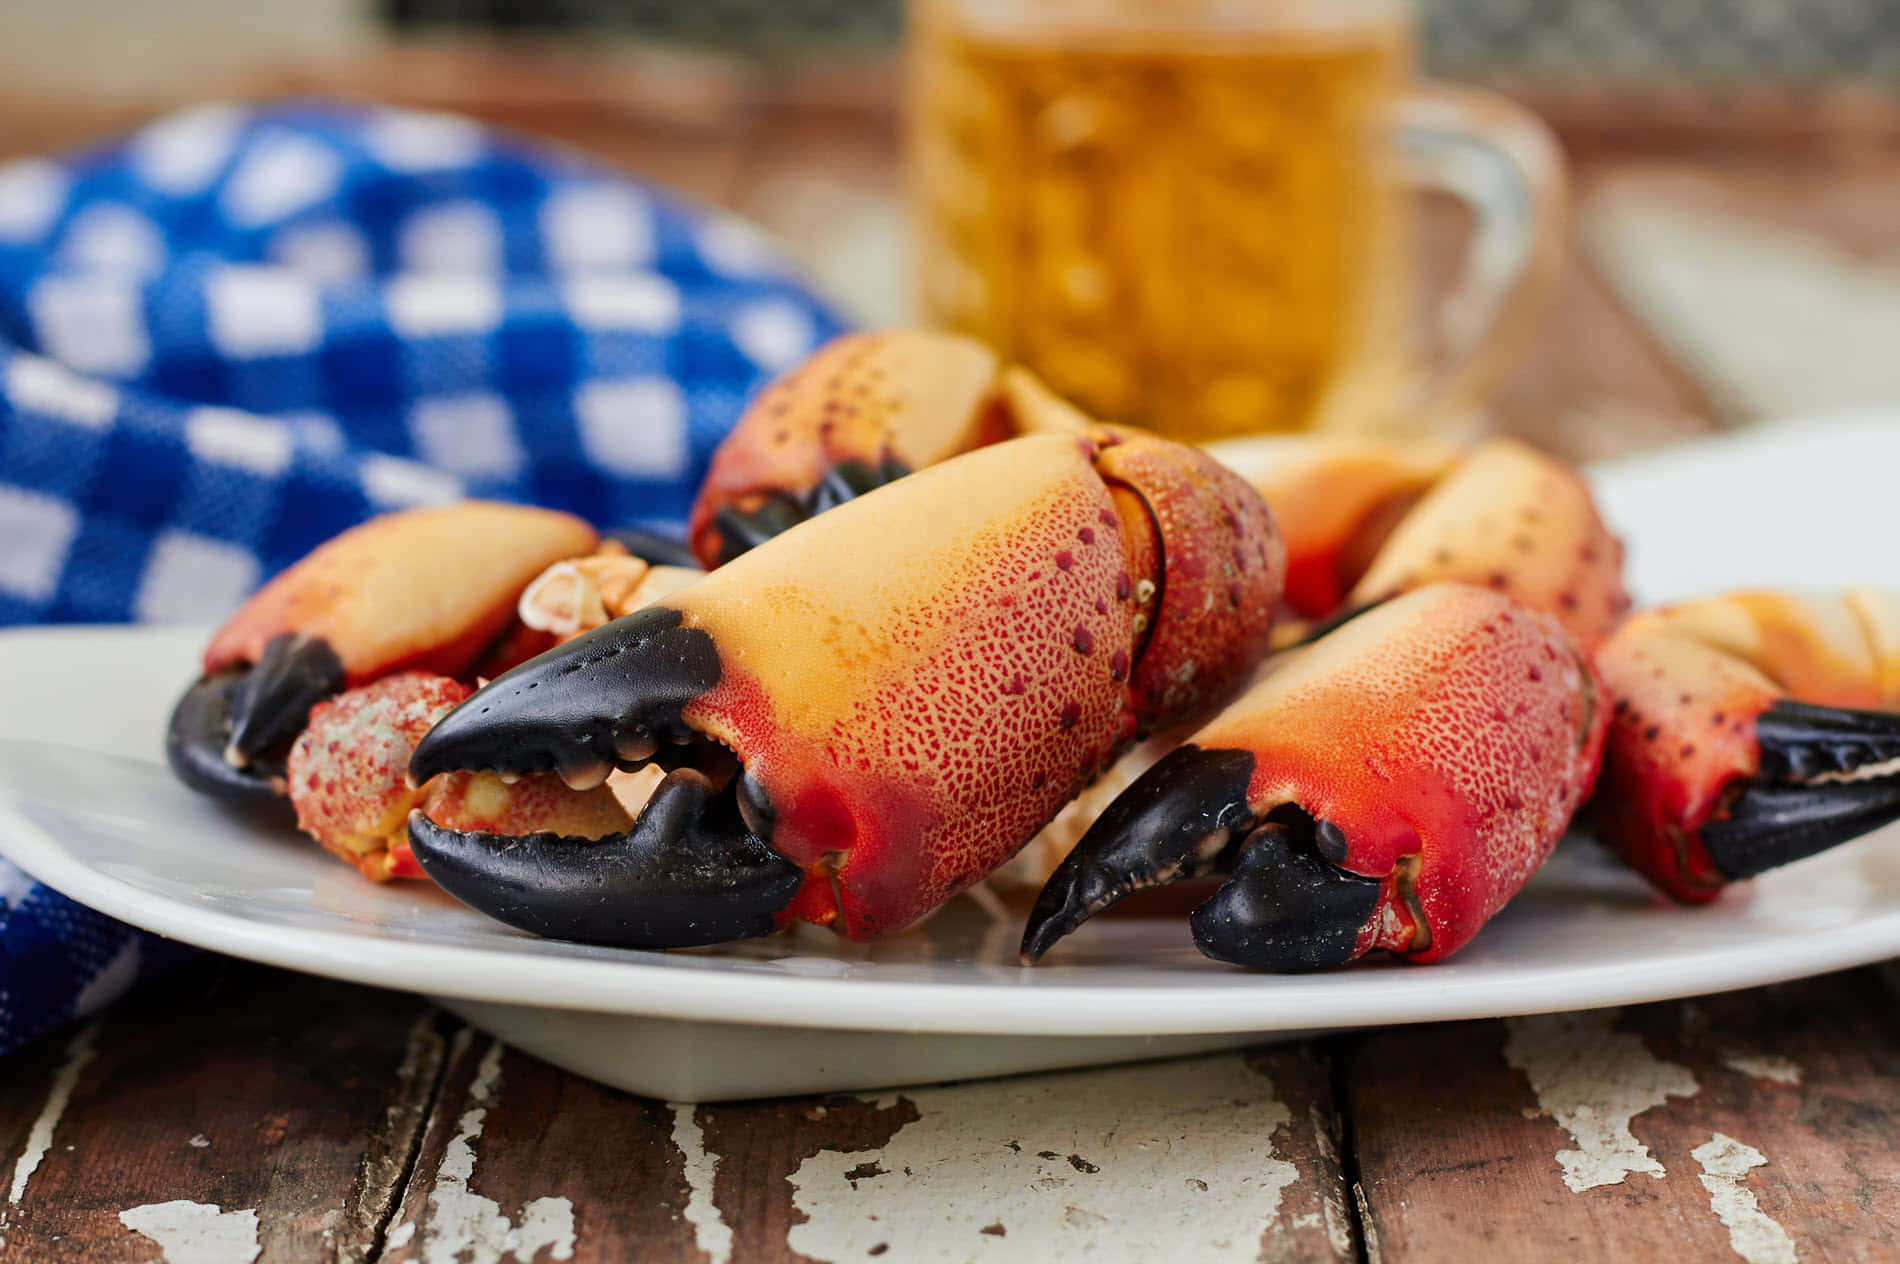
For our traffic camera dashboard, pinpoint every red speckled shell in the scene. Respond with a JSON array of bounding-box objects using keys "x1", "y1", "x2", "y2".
[
  {"x1": 206, "y1": 503, "x2": 596, "y2": 682},
  {"x1": 1194, "y1": 584, "x2": 1605, "y2": 962},
  {"x1": 1209, "y1": 435, "x2": 1456, "y2": 618},
  {"x1": 1593, "y1": 628, "x2": 1775, "y2": 902},
  {"x1": 291, "y1": 672, "x2": 635, "y2": 883},
  {"x1": 671, "y1": 432, "x2": 1282, "y2": 939},
  {"x1": 1592, "y1": 590, "x2": 1900, "y2": 902},
  {"x1": 1347, "y1": 438, "x2": 1629, "y2": 651},
  {"x1": 1091, "y1": 428, "x2": 1284, "y2": 726}
]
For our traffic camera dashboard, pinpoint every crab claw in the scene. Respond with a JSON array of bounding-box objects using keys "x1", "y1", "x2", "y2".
[
  {"x1": 410, "y1": 428, "x2": 1283, "y2": 946},
  {"x1": 1212, "y1": 436, "x2": 1628, "y2": 650},
  {"x1": 685, "y1": 330, "x2": 1094, "y2": 567},
  {"x1": 1022, "y1": 584, "x2": 1607, "y2": 969},
  {"x1": 166, "y1": 503, "x2": 597, "y2": 801},
  {"x1": 1594, "y1": 588, "x2": 1900, "y2": 902}
]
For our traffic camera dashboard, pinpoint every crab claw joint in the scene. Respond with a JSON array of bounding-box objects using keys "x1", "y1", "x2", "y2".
[
  {"x1": 408, "y1": 429, "x2": 1284, "y2": 948},
  {"x1": 1022, "y1": 585, "x2": 1607, "y2": 970}
]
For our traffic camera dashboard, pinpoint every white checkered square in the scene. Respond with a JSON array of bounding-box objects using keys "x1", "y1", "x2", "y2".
[
  {"x1": 219, "y1": 132, "x2": 343, "y2": 228},
  {"x1": 134, "y1": 530, "x2": 258, "y2": 623},
  {"x1": 386, "y1": 274, "x2": 503, "y2": 338},
  {"x1": 0, "y1": 159, "x2": 69, "y2": 245},
  {"x1": 542, "y1": 186, "x2": 654, "y2": 272},
  {"x1": 573, "y1": 377, "x2": 686, "y2": 478},
  {"x1": 361, "y1": 455, "x2": 462, "y2": 508},
  {"x1": 131, "y1": 104, "x2": 245, "y2": 198},
  {"x1": 205, "y1": 266, "x2": 323, "y2": 359},
  {"x1": 268, "y1": 221, "x2": 371, "y2": 284},
  {"x1": 28, "y1": 276, "x2": 149, "y2": 377},
  {"x1": 399, "y1": 201, "x2": 504, "y2": 274},
  {"x1": 0, "y1": 486, "x2": 78, "y2": 602},
  {"x1": 58, "y1": 205, "x2": 166, "y2": 277},
  {"x1": 563, "y1": 274, "x2": 679, "y2": 332},
  {"x1": 697, "y1": 216, "x2": 787, "y2": 278},
  {"x1": 185, "y1": 407, "x2": 295, "y2": 476},
  {"x1": 732, "y1": 298, "x2": 818, "y2": 372},
  {"x1": 365, "y1": 110, "x2": 485, "y2": 173},
  {"x1": 408, "y1": 392, "x2": 524, "y2": 479},
  {"x1": 6, "y1": 355, "x2": 117, "y2": 429}
]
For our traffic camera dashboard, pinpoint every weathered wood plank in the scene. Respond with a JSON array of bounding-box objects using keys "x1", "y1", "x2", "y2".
[
  {"x1": 0, "y1": 960, "x2": 441, "y2": 1264},
  {"x1": 681, "y1": 1044, "x2": 1354, "y2": 1264},
  {"x1": 1343, "y1": 968, "x2": 1900, "y2": 1263},
  {"x1": 380, "y1": 1035, "x2": 1352, "y2": 1264},
  {"x1": 378, "y1": 1028, "x2": 705, "y2": 1264}
]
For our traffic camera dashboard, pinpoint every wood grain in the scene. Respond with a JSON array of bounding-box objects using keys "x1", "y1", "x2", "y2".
[
  {"x1": 1342, "y1": 968, "x2": 1900, "y2": 1263},
  {"x1": 0, "y1": 960, "x2": 441, "y2": 1264},
  {"x1": 380, "y1": 1028, "x2": 705, "y2": 1264}
]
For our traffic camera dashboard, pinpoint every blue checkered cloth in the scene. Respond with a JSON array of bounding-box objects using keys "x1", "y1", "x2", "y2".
[{"x1": 0, "y1": 101, "x2": 848, "y2": 1057}]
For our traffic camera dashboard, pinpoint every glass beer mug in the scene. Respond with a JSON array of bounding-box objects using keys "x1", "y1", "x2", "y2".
[{"x1": 908, "y1": 0, "x2": 1565, "y2": 441}]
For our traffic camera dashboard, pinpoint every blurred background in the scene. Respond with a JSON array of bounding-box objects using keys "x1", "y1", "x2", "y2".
[{"x1": 4, "y1": 0, "x2": 1900, "y2": 460}]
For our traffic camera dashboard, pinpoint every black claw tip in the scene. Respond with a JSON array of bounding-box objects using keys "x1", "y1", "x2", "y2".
[
  {"x1": 408, "y1": 769, "x2": 802, "y2": 948},
  {"x1": 712, "y1": 494, "x2": 807, "y2": 565},
  {"x1": 226, "y1": 633, "x2": 345, "y2": 764},
  {"x1": 1020, "y1": 745, "x2": 1256, "y2": 962},
  {"x1": 166, "y1": 672, "x2": 287, "y2": 801},
  {"x1": 601, "y1": 529, "x2": 703, "y2": 571},
  {"x1": 1703, "y1": 699, "x2": 1900, "y2": 880},
  {"x1": 1189, "y1": 820, "x2": 1382, "y2": 972},
  {"x1": 710, "y1": 458, "x2": 912, "y2": 565},
  {"x1": 166, "y1": 632, "x2": 345, "y2": 802},
  {"x1": 409, "y1": 605, "x2": 721, "y2": 785}
]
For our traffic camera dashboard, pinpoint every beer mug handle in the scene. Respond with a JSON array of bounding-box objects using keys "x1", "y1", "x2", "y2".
[{"x1": 1392, "y1": 83, "x2": 1567, "y2": 436}]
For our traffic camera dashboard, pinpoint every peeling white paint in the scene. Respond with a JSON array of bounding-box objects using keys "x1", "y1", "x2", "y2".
[
  {"x1": 668, "y1": 1104, "x2": 731, "y2": 1264},
  {"x1": 6, "y1": 1018, "x2": 100, "y2": 1210},
  {"x1": 1355, "y1": 1183, "x2": 1384, "y2": 1264},
  {"x1": 1721, "y1": 1053, "x2": 1802, "y2": 1086},
  {"x1": 1504, "y1": 1011, "x2": 1697, "y2": 1192},
  {"x1": 188, "y1": 1135, "x2": 210, "y2": 1149},
  {"x1": 419, "y1": 1040, "x2": 576, "y2": 1264},
  {"x1": 1693, "y1": 1133, "x2": 1797, "y2": 1264},
  {"x1": 386, "y1": 1220, "x2": 416, "y2": 1250},
  {"x1": 118, "y1": 1200, "x2": 260, "y2": 1264},
  {"x1": 787, "y1": 1055, "x2": 1299, "y2": 1262}
]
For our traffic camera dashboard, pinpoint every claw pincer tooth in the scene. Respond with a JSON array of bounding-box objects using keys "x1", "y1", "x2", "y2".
[{"x1": 408, "y1": 430, "x2": 1284, "y2": 948}]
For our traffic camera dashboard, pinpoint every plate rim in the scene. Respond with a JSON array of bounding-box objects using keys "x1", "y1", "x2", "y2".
[{"x1": 8, "y1": 727, "x2": 1900, "y2": 1037}]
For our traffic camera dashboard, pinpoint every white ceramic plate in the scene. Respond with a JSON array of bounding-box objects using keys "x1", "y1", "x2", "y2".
[{"x1": 3, "y1": 414, "x2": 1899, "y2": 1100}]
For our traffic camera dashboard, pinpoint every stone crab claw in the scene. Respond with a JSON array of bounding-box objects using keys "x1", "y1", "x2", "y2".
[
  {"x1": 1594, "y1": 588, "x2": 1900, "y2": 902},
  {"x1": 1212, "y1": 435, "x2": 1629, "y2": 650},
  {"x1": 407, "y1": 428, "x2": 1285, "y2": 947},
  {"x1": 1021, "y1": 584, "x2": 1607, "y2": 970},
  {"x1": 684, "y1": 330, "x2": 1094, "y2": 568},
  {"x1": 166, "y1": 503, "x2": 599, "y2": 802}
]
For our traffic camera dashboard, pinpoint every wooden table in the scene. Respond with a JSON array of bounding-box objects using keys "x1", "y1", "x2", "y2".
[{"x1": 5, "y1": 55, "x2": 1900, "y2": 1264}]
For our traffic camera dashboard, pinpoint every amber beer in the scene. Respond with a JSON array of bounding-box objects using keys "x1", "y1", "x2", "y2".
[{"x1": 908, "y1": 0, "x2": 1563, "y2": 442}]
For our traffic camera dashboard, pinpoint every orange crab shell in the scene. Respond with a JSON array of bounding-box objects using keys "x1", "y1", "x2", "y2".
[
  {"x1": 1346, "y1": 438, "x2": 1629, "y2": 650},
  {"x1": 1593, "y1": 590, "x2": 1900, "y2": 902},
  {"x1": 1195, "y1": 584, "x2": 1606, "y2": 961},
  {"x1": 685, "y1": 330, "x2": 1094, "y2": 568},
  {"x1": 204, "y1": 503, "x2": 597, "y2": 682},
  {"x1": 687, "y1": 330, "x2": 1001, "y2": 566},
  {"x1": 1206, "y1": 435, "x2": 1457, "y2": 619},
  {"x1": 669, "y1": 430, "x2": 1282, "y2": 939}
]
